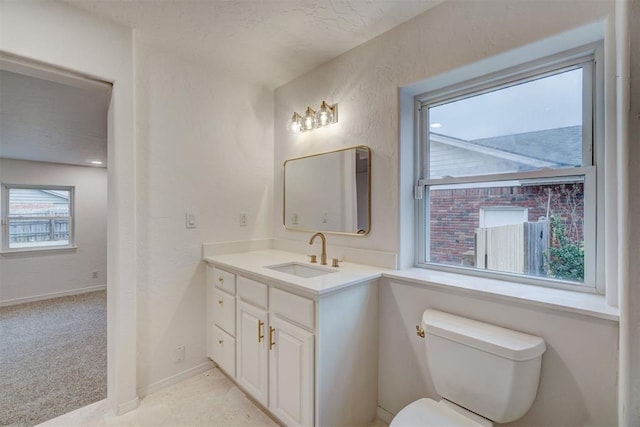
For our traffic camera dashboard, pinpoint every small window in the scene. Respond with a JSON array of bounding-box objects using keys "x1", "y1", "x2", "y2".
[
  {"x1": 416, "y1": 47, "x2": 600, "y2": 289},
  {"x1": 1, "y1": 184, "x2": 75, "y2": 252}
]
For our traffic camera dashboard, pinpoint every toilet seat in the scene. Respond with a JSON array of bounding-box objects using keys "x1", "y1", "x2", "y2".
[{"x1": 390, "y1": 398, "x2": 488, "y2": 427}]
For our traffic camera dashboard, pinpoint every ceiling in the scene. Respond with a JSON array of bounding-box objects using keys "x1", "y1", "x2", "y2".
[
  {"x1": 0, "y1": 68, "x2": 110, "y2": 167},
  {"x1": 1, "y1": 1, "x2": 440, "y2": 167},
  {"x1": 65, "y1": 0, "x2": 441, "y2": 88}
]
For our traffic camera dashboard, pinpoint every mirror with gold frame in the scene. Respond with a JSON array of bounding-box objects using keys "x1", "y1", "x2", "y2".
[{"x1": 283, "y1": 145, "x2": 370, "y2": 236}]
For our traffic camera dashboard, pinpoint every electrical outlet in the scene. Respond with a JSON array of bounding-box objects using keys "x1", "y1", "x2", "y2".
[
  {"x1": 92, "y1": 271, "x2": 98, "y2": 279},
  {"x1": 175, "y1": 345, "x2": 185, "y2": 363},
  {"x1": 239, "y1": 212, "x2": 248, "y2": 227}
]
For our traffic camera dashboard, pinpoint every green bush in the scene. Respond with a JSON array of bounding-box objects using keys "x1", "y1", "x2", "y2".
[{"x1": 545, "y1": 216, "x2": 584, "y2": 282}]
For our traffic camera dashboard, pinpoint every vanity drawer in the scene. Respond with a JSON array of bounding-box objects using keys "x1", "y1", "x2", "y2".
[
  {"x1": 212, "y1": 288, "x2": 236, "y2": 336},
  {"x1": 237, "y1": 276, "x2": 268, "y2": 309},
  {"x1": 270, "y1": 287, "x2": 315, "y2": 330},
  {"x1": 211, "y1": 325, "x2": 235, "y2": 378},
  {"x1": 209, "y1": 266, "x2": 236, "y2": 295}
]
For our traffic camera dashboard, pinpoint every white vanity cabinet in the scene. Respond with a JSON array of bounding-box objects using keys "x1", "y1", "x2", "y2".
[
  {"x1": 206, "y1": 265, "x2": 236, "y2": 377},
  {"x1": 205, "y1": 257, "x2": 379, "y2": 427}
]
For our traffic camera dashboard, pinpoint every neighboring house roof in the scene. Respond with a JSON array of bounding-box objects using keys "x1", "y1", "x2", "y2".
[
  {"x1": 9, "y1": 189, "x2": 69, "y2": 204},
  {"x1": 468, "y1": 125, "x2": 582, "y2": 167},
  {"x1": 430, "y1": 125, "x2": 582, "y2": 178}
]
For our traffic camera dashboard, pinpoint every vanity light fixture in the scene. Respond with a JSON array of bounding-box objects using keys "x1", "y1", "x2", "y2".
[
  {"x1": 287, "y1": 101, "x2": 338, "y2": 134},
  {"x1": 287, "y1": 112, "x2": 303, "y2": 133},
  {"x1": 314, "y1": 101, "x2": 337, "y2": 127},
  {"x1": 302, "y1": 106, "x2": 316, "y2": 131}
]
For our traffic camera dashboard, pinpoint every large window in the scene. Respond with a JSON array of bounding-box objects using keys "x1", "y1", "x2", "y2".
[
  {"x1": 1, "y1": 184, "x2": 75, "y2": 252},
  {"x1": 416, "y1": 47, "x2": 601, "y2": 290}
]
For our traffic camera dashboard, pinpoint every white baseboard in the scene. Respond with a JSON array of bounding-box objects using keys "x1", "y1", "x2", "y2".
[
  {"x1": 0, "y1": 284, "x2": 107, "y2": 307},
  {"x1": 377, "y1": 406, "x2": 395, "y2": 424},
  {"x1": 138, "y1": 360, "x2": 214, "y2": 398},
  {"x1": 117, "y1": 396, "x2": 140, "y2": 415}
]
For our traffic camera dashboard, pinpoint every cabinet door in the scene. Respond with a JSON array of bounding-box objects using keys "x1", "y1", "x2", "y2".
[
  {"x1": 236, "y1": 300, "x2": 269, "y2": 406},
  {"x1": 269, "y1": 316, "x2": 314, "y2": 427}
]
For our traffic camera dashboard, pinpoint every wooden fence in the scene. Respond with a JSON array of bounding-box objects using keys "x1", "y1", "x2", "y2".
[
  {"x1": 476, "y1": 220, "x2": 549, "y2": 276},
  {"x1": 9, "y1": 218, "x2": 70, "y2": 243}
]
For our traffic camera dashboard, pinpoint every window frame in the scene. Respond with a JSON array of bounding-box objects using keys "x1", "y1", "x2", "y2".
[
  {"x1": 1, "y1": 183, "x2": 76, "y2": 253},
  {"x1": 414, "y1": 44, "x2": 603, "y2": 293}
]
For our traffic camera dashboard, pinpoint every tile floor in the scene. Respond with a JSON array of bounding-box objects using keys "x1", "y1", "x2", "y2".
[{"x1": 39, "y1": 368, "x2": 278, "y2": 426}]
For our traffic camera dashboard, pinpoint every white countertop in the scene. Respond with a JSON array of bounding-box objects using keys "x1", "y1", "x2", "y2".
[
  {"x1": 204, "y1": 249, "x2": 619, "y2": 321},
  {"x1": 203, "y1": 250, "x2": 384, "y2": 297}
]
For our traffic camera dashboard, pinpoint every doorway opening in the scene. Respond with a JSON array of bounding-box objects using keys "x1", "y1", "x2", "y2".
[{"x1": 0, "y1": 58, "x2": 111, "y2": 425}]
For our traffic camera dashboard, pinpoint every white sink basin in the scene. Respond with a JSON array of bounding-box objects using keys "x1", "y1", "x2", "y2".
[{"x1": 266, "y1": 262, "x2": 336, "y2": 278}]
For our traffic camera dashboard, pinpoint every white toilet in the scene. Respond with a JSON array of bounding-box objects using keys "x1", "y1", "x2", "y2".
[{"x1": 391, "y1": 309, "x2": 546, "y2": 426}]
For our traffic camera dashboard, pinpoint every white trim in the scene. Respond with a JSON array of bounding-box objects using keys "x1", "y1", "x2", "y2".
[
  {"x1": 137, "y1": 361, "x2": 215, "y2": 398},
  {"x1": 0, "y1": 284, "x2": 106, "y2": 307},
  {"x1": 0, "y1": 245, "x2": 77, "y2": 256},
  {"x1": 116, "y1": 397, "x2": 140, "y2": 416},
  {"x1": 383, "y1": 269, "x2": 619, "y2": 322},
  {"x1": 422, "y1": 166, "x2": 592, "y2": 187},
  {"x1": 1, "y1": 183, "x2": 75, "y2": 253},
  {"x1": 377, "y1": 406, "x2": 395, "y2": 424},
  {"x1": 415, "y1": 45, "x2": 601, "y2": 291}
]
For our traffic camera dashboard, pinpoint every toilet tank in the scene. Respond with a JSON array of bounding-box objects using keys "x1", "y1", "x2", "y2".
[{"x1": 422, "y1": 310, "x2": 546, "y2": 424}]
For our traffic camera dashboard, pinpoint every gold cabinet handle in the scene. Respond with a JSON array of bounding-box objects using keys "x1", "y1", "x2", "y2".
[
  {"x1": 416, "y1": 325, "x2": 425, "y2": 338},
  {"x1": 218, "y1": 300, "x2": 223, "y2": 305},
  {"x1": 218, "y1": 277, "x2": 224, "y2": 283},
  {"x1": 258, "y1": 320, "x2": 264, "y2": 342},
  {"x1": 218, "y1": 339, "x2": 223, "y2": 344},
  {"x1": 269, "y1": 326, "x2": 276, "y2": 350}
]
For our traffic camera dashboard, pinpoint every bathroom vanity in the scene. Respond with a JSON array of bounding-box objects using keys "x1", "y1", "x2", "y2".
[{"x1": 203, "y1": 250, "x2": 382, "y2": 427}]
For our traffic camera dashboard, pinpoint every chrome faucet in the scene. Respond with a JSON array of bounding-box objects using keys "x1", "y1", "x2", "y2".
[{"x1": 309, "y1": 232, "x2": 327, "y2": 265}]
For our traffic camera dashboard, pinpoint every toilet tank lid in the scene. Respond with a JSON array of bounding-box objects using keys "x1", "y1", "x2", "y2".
[{"x1": 422, "y1": 310, "x2": 546, "y2": 361}]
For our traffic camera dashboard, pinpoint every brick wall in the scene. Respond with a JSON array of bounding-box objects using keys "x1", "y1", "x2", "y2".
[{"x1": 429, "y1": 183, "x2": 584, "y2": 265}]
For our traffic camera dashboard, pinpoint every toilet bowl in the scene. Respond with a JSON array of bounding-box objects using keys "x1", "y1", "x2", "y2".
[{"x1": 390, "y1": 309, "x2": 546, "y2": 426}]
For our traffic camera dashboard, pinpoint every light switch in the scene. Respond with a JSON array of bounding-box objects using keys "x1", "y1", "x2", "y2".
[{"x1": 186, "y1": 212, "x2": 196, "y2": 229}]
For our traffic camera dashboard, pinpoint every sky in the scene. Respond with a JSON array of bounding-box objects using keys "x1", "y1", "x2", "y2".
[{"x1": 429, "y1": 68, "x2": 583, "y2": 141}]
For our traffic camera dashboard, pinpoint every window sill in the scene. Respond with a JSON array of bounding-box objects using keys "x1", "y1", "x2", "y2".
[
  {"x1": 0, "y1": 246, "x2": 78, "y2": 256},
  {"x1": 383, "y1": 268, "x2": 619, "y2": 321}
]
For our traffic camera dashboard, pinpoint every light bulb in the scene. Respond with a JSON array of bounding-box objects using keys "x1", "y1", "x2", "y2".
[
  {"x1": 287, "y1": 112, "x2": 302, "y2": 133},
  {"x1": 303, "y1": 107, "x2": 315, "y2": 131},
  {"x1": 314, "y1": 101, "x2": 335, "y2": 127}
]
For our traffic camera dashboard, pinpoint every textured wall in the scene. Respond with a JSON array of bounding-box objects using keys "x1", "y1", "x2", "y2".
[
  {"x1": 379, "y1": 279, "x2": 619, "y2": 426},
  {"x1": 135, "y1": 41, "x2": 274, "y2": 390},
  {"x1": 0, "y1": 159, "x2": 107, "y2": 304},
  {"x1": 273, "y1": 0, "x2": 613, "y2": 254},
  {"x1": 274, "y1": 0, "x2": 619, "y2": 425}
]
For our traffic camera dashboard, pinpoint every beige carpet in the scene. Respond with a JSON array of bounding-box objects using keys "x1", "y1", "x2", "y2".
[{"x1": 0, "y1": 291, "x2": 107, "y2": 427}]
